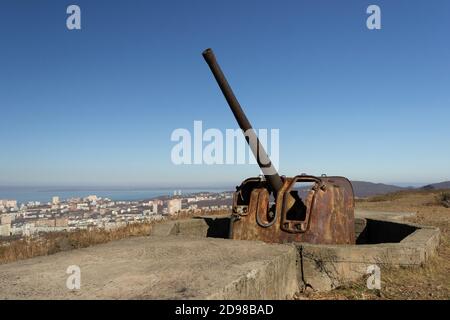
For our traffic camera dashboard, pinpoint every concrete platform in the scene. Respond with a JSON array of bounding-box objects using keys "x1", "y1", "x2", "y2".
[
  {"x1": 355, "y1": 209, "x2": 416, "y2": 221},
  {"x1": 150, "y1": 214, "x2": 440, "y2": 292},
  {"x1": 0, "y1": 236, "x2": 298, "y2": 300},
  {"x1": 0, "y1": 211, "x2": 441, "y2": 298}
]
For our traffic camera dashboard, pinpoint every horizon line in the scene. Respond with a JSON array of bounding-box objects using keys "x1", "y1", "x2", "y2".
[{"x1": 0, "y1": 180, "x2": 447, "y2": 190}]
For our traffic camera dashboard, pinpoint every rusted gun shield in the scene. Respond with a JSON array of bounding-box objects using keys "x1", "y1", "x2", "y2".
[{"x1": 230, "y1": 176, "x2": 355, "y2": 244}]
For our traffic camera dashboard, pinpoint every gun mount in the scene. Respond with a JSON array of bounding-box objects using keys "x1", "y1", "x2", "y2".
[{"x1": 202, "y1": 48, "x2": 355, "y2": 245}]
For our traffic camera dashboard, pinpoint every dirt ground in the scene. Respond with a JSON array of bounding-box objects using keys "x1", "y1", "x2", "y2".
[{"x1": 296, "y1": 189, "x2": 450, "y2": 300}]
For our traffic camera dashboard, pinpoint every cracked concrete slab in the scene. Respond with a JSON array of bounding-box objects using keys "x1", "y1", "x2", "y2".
[
  {"x1": 355, "y1": 209, "x2": 416, "y2": 221},
  {"x1": 0, "y1": 235, "x2": 298, "y2": 300},
  {"x1": 296, "y1": 220, "x2": 440, "y2": 291}
]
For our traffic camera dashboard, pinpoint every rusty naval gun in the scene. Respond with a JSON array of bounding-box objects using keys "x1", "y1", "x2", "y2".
[{"x1": 202, "y1": 48, "x2": 355, "y2": 245}]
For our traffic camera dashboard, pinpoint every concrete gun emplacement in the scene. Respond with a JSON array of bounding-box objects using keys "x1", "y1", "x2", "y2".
[{"x1": 202, "y1": 48, "x2": 355, "y2": 244}]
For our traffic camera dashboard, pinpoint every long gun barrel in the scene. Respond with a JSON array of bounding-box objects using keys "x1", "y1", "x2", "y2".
[{"x1": 202, "y1": 48, "x2": 284, "y2": 193}]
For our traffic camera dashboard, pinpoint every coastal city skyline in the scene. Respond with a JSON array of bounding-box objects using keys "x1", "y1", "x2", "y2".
[
  {"x1": 0, "y1": 190, "x2": 233, "y2": 237},
  {"x1": 0, "y1": 187, "x2": 229, "y2": 204}
]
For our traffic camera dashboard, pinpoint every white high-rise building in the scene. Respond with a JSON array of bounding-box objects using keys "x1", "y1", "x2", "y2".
[
  {"x1": 85, "y1": 195, "x2": 98, "y2": 202},
  {"x1": 0, "y1": 200, "x2": 17, "y2": 209},
  {"x1": 0, "y1": 213, "x2": 12, "y2": 237},
  {"x1": 167, "y1": 199, "x2": 182, "y2": 215},
  {"x1": 150, "y1": 201, "x2": 158, "y2": 214},
  {"x1": 52, "y1": 196, "x2": 60, "y2": 205}
]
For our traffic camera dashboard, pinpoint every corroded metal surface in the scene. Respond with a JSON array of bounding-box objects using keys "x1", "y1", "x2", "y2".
[{"x1": 231, "y1": 176, "x2": 355, "y2": 244}]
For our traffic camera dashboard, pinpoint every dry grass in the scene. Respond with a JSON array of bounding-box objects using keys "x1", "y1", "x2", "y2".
[
  {"x1": 0, "y1": 222, "x2": 154, "y2": 265},
  {"x1": 299, "y1": 189, "x2": 450, "y2": 300},
  {"x1": 362, "y1": 191, "x2": 408, "y2": 202},
  {"x1": 0, "y1": 209, "x2": 228, "y2": 265},
  {"x1": 437, "y1": 192, "x2": 450, "y2": 208}
]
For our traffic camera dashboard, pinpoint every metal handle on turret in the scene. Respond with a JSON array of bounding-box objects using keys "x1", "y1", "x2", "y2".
[{"x1": 202, "y1": 48, "x2": 283, "y2": 193}]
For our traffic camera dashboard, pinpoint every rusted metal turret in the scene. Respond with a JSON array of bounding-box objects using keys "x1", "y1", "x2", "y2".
[{"x1": 203, "y1": 48, "x2": 355, "y2": 245}]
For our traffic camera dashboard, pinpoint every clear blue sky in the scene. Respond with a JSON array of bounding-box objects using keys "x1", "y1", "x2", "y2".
[{"x1": 0, "y1": 0, "x2": 449, "y2": 188}]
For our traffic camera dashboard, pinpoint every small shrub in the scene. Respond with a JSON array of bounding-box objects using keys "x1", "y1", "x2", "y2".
[
  {"x1": 367, "y1": 192, "x2": 405, "y2": 202},
  {"x1": 438, "y1": 192, "x2": 450, "y2": 208}
]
